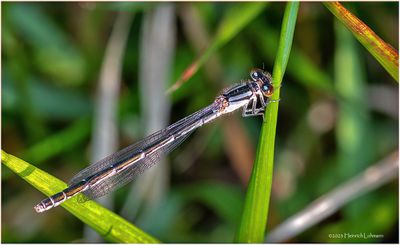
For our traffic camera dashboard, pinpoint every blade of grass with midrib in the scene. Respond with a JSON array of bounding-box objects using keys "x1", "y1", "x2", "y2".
[
  {"x1": 1, "y1": 150, "x2": 159, "y2": 243},
  {"x1": 324, "y1": 2, "x2": 399, "y2": 82},
  {"x1": 235, "y1": 2, "x2": 299, "y2": 243}
]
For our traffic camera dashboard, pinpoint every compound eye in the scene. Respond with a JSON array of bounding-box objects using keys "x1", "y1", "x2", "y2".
[
  {"x1": 261, "y1": 84, "x2": 274, "y2": 97},
  {"x1": 250, "y1": 68, "x2": 263, "y2": 81}
]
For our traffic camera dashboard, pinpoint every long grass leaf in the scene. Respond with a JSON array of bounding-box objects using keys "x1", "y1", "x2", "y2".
[
  {"x1": 250, "y1": 22, "x2": 335, "y2": 93},
  {"x1": 324, "y1": 2, "x2": 399, "y2": 82},
  {"x1": 1, "y1": 150, "x2": 159, "y2": 243},
  {"x1": 235, "y1": 2, "x2": 299, "y2": 242},
  {"x1": 167, "y1": 2, "x2": 268, "y2": 93}
]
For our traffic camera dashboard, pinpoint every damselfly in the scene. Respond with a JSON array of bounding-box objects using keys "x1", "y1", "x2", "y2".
[{"x1": 34, "y1": 68, "x2": 274, "y2": 213}]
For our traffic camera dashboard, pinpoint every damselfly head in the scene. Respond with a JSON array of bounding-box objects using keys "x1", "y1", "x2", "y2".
[{"x1": 250, "y1": 68, "x2": 274, "y2": 98}]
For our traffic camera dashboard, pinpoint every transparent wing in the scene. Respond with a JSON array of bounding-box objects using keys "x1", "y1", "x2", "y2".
[
  {"x1": 82, "y1": 131, "x2": 193, "y2": 199},
  {"x1": 69, "y1": 128, "x2": 168, "y2": 185},
  {"x1": 68, "y1": 104, "x2": 217, "y2": 190}
]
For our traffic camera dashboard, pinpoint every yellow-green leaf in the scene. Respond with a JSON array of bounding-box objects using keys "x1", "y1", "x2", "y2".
[{"x1": 1, "y1": 150, "x2": 159, "y2": 243}]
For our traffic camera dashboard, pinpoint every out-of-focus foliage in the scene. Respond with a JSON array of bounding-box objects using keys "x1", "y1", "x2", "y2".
[
  {"x1": 167, "y1": 2, "x2": 268, "y2": 93},
  {"x1": 2, "y1": 2, "x2": 398, "y2": 243}
]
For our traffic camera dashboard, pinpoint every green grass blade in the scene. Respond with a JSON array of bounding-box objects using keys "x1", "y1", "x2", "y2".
[
  {"x1": 1, "y1": 150, "x2": 159, "y2": 243},
  {"x1": 324, "y1": 2, "x2": 399, "y2": 82},
  {"x1": 234, "y1": 2, "x2": 299, "y2": 243},
  {"x1": 249, "y1": 22, "x2": 335, "y2": 93},
  {"x1": 167, "y1": 2, "x2": 268, "y2": 93}
]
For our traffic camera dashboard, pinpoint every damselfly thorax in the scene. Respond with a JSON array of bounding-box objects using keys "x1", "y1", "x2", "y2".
[
  {"x1": 220, "y1": 68, "x2": 274, "y2": 117},
  {"x1": 34, "y1": 68, "x2": 274, "y2": 213}
]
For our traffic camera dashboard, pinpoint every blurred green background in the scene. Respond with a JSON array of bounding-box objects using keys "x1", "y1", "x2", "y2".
[{"x1": 1, "y1": 2, "x2": 398, "y2": 243}]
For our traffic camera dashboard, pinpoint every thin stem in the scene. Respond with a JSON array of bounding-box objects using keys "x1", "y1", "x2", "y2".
[
  {"x1": 266, "y1": 151, "x2": 398, "y2": 242},
  {"x1": 235, "y1": 2, "x2": 299, "y2": 242}
]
